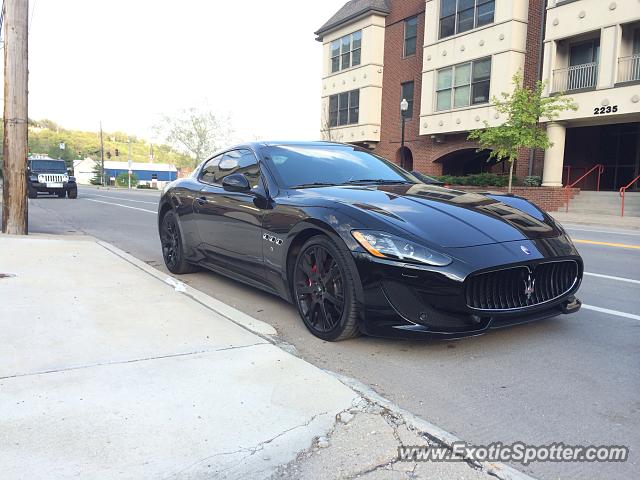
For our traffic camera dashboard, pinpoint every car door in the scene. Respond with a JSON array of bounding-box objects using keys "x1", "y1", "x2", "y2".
[{"x1": 193, "y1": 149, "x2": 266, "y2": 284}]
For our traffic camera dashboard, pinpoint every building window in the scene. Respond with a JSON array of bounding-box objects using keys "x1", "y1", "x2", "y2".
[
  {"x1": 436, "y1": 57, "x2": 491, "y2": 111},
  {"x1": 330, "y1": 30, "x2": 362, "y2": 73},
  {"x1": 401, "y1": 82, "x2": 415, "y2": 118},
  {"x1": 439, "y1": 0, "x2": 495, "y2": 39},
  {"x1": 404, "y1": 16, "x2": 418, "y2": 57},
  {"x1": 329, "y1": 90, "x2": 360, "y2": 127}
]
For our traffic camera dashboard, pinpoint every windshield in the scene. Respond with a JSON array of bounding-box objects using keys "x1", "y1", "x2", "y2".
[
  {"x1": 29, "y1": 160, "x2": 67, "y2": 173},
  {"x1": 262, "y1": 144, "x2": 417, "y2": 188}
]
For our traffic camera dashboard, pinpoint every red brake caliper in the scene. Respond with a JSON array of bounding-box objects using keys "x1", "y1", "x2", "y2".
[{"x1": 308, "y1": 264, "x2": 317, "y2": 286}]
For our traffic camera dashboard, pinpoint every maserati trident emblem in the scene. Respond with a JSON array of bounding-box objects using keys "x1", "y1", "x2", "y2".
[
  {"x1": 520, "y1": 245, "x2": 531, "y2": 255},
  {"x1": 523, "y1": 274, "x2": 536, "y2": 301}
]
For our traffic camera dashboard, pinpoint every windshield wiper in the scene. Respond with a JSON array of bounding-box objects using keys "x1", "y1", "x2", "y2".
[
  {"x1": 343, "y1": 179, "x2": 413, "y2": 185},
  {"x1": 290, "y1": 182, "x2": 338, "y2": 189}
]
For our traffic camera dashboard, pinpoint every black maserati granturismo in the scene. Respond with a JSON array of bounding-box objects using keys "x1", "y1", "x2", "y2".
[{"x1": 158, "y1": 142, "x2": 582, "y2": 341}]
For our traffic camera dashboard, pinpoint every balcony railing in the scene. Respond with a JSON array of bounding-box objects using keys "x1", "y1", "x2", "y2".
[
  {"x1": 618, "y1": 54, "x2": 640, "y2": 83},
  {"x1": 552, "y1": 62, "x2": 598, "y2": 92}
]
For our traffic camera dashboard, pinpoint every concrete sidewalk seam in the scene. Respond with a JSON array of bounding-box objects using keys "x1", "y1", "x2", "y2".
[
  {"x1": 165, "y1": 411, "x2": 330, "y2": 480},
  {"x1": 0, "y1": 342, "x2": 269, "y2": 381}
]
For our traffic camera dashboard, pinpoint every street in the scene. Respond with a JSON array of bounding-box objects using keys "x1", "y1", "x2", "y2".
[{"x1": 28, "y1": 185, "x2": 640, "y2": 480}]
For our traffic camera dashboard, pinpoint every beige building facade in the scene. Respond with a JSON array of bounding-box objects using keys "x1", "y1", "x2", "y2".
[{"x1": 540, "y1": 0, "x2": 640, "y2": 189}]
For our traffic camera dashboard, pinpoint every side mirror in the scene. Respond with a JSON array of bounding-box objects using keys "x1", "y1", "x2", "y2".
[{"x1": 222, "y1": 173, "x2": 251, "y2": 193}]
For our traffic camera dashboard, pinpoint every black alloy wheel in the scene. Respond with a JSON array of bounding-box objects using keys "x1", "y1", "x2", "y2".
[
  {"x1": 160, "y1": 211, "x2": 197, "y2": 274},
  {"x1": 293, "y1": 236, "x2": 361, "y2": 341}
]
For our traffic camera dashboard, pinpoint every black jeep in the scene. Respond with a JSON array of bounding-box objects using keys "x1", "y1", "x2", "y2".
[{"x1": 27, "y1": 158, "x2": 78, "y2": 199}]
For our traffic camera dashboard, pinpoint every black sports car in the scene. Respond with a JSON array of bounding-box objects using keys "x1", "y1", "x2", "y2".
[{"x1": 158, "y1": 142, "x2": 582, "y2": 341}]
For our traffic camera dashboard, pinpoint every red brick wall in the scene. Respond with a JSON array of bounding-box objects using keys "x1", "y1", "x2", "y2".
[
  {"x1": 373, "y1": 0, "x2": 546, "y2": 181},
  {"x1": 453, "y1": 186, "x2": 580, "y2": 212}
]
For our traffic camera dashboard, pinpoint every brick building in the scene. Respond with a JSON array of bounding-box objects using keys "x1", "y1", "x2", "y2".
[{"x1": 315, "y1": 0, "x2": 640, "y2": 196}]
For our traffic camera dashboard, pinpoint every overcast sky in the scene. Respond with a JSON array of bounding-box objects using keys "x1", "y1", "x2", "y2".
[{"x1": 14, "y1": 0, "x2": 347, "y2": 142}]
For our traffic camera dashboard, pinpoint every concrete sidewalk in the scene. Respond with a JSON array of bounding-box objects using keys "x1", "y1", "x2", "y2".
[
  {"x1": 0, "y1": 235, "x2": 525, "y2": 480},
  {"x1": 550, "y1": 211, "x2": 640, "y2": 230}
]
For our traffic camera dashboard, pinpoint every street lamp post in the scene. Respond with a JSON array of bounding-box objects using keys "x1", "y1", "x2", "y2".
[{"x1": 400, "y1": 98, "x2": 409, "y2": 169}]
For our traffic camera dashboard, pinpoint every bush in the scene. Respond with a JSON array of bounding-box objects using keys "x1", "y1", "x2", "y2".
[
  {"x1": 116, "y1": 172, "x2": 139, "y2": 188},
  {"x1": 136, "y1": 183, "x2": 152, "y2": 189},
  {"x1": 436, "y1": 173, "x2": 517, "y2": 187},
  {"x1": 524, "y1": 175, "x2": 542, "y2": 187}
]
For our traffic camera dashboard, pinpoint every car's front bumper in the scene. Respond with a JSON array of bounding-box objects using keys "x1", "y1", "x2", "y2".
[{"x1": 351, "y1": 246, "x2": 582, "y2": 340}]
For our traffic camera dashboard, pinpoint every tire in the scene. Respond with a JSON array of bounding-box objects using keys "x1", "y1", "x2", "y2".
[
  {"x1": 67, "y1": 188, "x2": 78, "y2": 199},
  {"x1": 57, "y1": 191, "x2": 66, "y2": 198},
  {"x1": 28, "y1": 187, "x2": 37, "y2": 199},
  {"x1": 160, "y1": 210, "x2": 198, "y2": 274},
  {"x1": 292, "y1": 235, "x2": 362, "y2": 341}
]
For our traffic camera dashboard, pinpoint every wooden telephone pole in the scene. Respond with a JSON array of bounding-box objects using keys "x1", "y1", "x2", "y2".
[{"x1": 2, "y1": 0, "x2": 29, "y2": 234}]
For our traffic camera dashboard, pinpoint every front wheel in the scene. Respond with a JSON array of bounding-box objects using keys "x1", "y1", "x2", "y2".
[
  {"x1": 293, "y1": 235, "x2": 361, "y2": 341},
  {"x1": 67, "y1": 188, "x2": 78, "y2": 199},
  {"x1": 57, "y1": 191, "x2": 66, "y2": 198},
  {"x1": 160, "y1": 210, "x2": 198, "y2": 274}
]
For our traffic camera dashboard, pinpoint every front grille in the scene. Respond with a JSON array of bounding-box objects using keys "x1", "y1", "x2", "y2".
[
  {"x1": 465, "y1": 261, "x2": 579, "y2": 311},
  {"x1": 38, "y1": 174, "x2": 65, "y2": 183}
]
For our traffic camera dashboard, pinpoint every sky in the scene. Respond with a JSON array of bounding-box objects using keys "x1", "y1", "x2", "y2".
[{"x1": 11, "y1": 0, "x2": 347, "y2": 143}]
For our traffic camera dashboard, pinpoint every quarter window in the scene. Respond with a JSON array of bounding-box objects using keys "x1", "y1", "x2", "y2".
[
  {"x1": 404, "y1": 16, "x2": 418, "y2": 57},
  {"x1": 436, "y1": 57, "x2": 491, "y2": 111},
  {"x1": 439, "y1": 0, "x2": 495, "y2": 39},
  {"x1": 401, "y1": 82, "x2": 415, "y2": 118},
  {"x1": 329, "y1": 90, "x2": 360, "y2": 127},
  {"x1": 200, "y1": 150, "x2": 261, "y2": 188},
  {"x1": 330, "y1": 30, "x2": 362, "y2": 73}
]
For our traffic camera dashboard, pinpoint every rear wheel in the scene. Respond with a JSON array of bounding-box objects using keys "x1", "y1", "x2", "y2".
[
  {"x1": 293, "y1": 236, "x2": 361, "y2": 341},
  {"x1": 160, "y1": 210, "x2": 197, "y2": 274}
]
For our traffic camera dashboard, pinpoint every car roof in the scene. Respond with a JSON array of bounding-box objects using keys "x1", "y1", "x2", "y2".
[{"x1": 227, "y1": 140, "x2": 354, "y2": 150}]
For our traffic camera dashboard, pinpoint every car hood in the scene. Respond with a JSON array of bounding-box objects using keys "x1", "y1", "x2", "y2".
[{"x1": 296, "y1": 184, "x2": 560, "y2": 248}]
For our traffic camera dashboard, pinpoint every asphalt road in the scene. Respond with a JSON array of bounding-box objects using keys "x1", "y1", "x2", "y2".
[{"x1": 26, "y1": 186, "x2": 640, "y2": 480}]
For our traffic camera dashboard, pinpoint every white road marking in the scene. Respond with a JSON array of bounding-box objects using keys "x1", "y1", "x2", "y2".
[
  {"x1": 86, "y1": 193, "x2": 158, "y2": 205},
  {"x1": 582, "y1": 304, "x2": 640, "y2": 321},
  {"x1": 84, "y1": 198, "x2": 157, "y2": 214},
  {"x1": 565, "y1": 226, "x2": 640, "y2": 237},
  {"x1": 584, "y1": 272, "x2": 640, "y2": 285}
]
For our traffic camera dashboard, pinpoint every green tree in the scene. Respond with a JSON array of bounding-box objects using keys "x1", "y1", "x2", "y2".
[
  {"x1": 467, "y1": 72, "x2": 577, "y2": 193},
  {"x1": 116, "y1": 172, "x2": 138, "y2": 188}
]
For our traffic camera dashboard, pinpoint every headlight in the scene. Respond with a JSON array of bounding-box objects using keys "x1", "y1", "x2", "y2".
[
  {"x1": 352, "y1": 230, "x2": 451, "y2": 266},
  {"x1": 29, "y1": 175, "x2": 38, "y2": 182}
]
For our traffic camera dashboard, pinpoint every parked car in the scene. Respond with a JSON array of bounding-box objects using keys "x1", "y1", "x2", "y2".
[
  {"x1": 411, "y1": 171, "x2": 445, "y2": 186},
  {"x1": 27, "y1": 158, "x2": 78, "y2": 199},
  {"x1": 157, "y1": 142, "x2": 582, "y2": 341}
]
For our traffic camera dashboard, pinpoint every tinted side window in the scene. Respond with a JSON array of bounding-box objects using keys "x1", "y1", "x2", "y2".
[
  {"x1": 200, "y1": 155, "x2": 222, "y2": 184},
  {"x1": 217, "y1": 149, "x2": 261, "y2": 188}
]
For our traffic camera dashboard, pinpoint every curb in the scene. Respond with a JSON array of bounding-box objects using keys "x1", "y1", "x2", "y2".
[
  {"x1": 331, "y1": 374, "x2": 538, "y2": 480},
  {"x1": 23, "y1": 234, "x2": 538, "y2": 480}
]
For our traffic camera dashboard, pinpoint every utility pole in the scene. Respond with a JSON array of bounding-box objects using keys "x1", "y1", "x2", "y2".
[
  {"x1": 99, "y1": 121, "x2": 105, "y2": 187},
  {"x1": 127, "y1": 139, "x2": 132, "y2": 189},
  {"x1": 2, "y1": 0, "x2": 30, "y2": 235}
]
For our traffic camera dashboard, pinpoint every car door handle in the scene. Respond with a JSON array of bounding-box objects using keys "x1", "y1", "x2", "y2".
[{"x1": 196, "y1": 196, "x2": 207, "y2": 205}]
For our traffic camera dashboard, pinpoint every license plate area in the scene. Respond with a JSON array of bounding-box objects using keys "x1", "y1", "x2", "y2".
[{"x1": 46, "y1": 183, "x2": 63, "y2": 188}]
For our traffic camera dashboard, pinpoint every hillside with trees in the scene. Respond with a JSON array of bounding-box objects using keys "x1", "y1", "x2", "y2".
[{"x1": 2, "y1": 119, "x2": 193, "y2": 171}]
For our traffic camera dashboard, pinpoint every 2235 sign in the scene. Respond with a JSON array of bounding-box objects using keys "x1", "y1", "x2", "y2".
[{"x1": 593, "y1": 105, "x2": 618, "y2": 115}]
